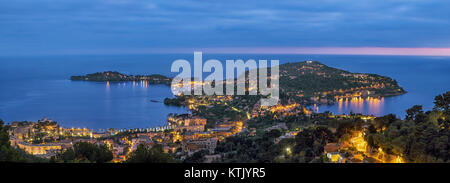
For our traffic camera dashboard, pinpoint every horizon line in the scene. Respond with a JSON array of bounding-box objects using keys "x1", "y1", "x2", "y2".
[{"x1": 4, "y1": 47, "x2": 450, "y2": 57}]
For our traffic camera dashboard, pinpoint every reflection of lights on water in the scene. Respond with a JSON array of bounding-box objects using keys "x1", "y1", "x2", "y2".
[
  {"x1": 338, "y1": 98, "x2": 343, "y2": 113},
  {"x1": 106, "y1": 80, "x2": 151, "y2": 92},
  {"x1": 109, "y1": 81, "x2": 150, "y2": 88},
  {"x1": 106, "y1": 81, "x2": 110, "y2": 93},
  {"x1": 336, "y1": 97, "x2": 384, "y2": 115},
  {"x1": 139, "y1": 80, "x2": 149, "y2": 88}
]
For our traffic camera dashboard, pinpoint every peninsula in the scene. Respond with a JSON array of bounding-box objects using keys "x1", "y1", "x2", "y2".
[
  {"x1": 277, "y1": 61, "x2": 406, "y2": 104},
  {"x1": 70, "y1": 71, "x2": 172, "y2": 85},
  {"x1": 166, "y1": 60, "x2": 407, "y2": 107}
]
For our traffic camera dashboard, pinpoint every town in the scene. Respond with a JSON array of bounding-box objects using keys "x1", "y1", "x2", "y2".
[
  {"x1": 1, "y1": 61, "x2": 448, "y2": 163},
  {"x1": 3, "y1": 97, "x2": 419, "y2": 163}
]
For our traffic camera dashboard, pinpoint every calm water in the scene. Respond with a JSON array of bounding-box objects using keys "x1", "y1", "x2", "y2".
[{"x1": 0, "y1": 54, "x2": 449, "y2": 128}]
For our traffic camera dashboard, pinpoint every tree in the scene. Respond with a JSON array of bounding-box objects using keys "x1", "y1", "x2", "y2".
[
  {"x1": 434, "y1": 91, "x2": 450, "y2": 115},
  {"x1": 0, "y1": 119, "x2": 14, "y2": 162},
  {"x1": 58, "y1": 142, "x2": 113, "y2": 163},
  {"x1": 365, "y1": 93, "x2": 450, "y2": 162},
  {"x1": 0, "y1": 119, "x2": 9, "y2": 149},
  {"x1": 126, "y1": 144, "x2": 173, "y2": 163},
  {"x1": 265, "y1": 129, "x2": 282, "y2": 139},
  {"x1": 183, "y1": 149, "x2": 209, "y2": 163},
  {"x1": 294, "y1": 127, "x2": 335, "y2": 162},
  {"x1": 405, "y1": 105, "x2": 424, "y2": 121},
  {"x1": 61, "y1": 148, "x2": 76, "y2": 162}
]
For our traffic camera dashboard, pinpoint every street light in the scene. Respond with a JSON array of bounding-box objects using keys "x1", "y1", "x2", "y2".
[{"x1": 286, "y1": 147, "x2": 292, "y2": 155}]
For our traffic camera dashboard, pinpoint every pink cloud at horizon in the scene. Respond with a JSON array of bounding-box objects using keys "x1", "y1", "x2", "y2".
[
  {"x1": 56, "y1": 47, "x2": 450, "y2": 56},
  {"x1": 191, "y1": 47, "x2": 450, "y2": 56}
]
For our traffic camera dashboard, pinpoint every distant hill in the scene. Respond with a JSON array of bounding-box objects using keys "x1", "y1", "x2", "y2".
[
  {"x1": 70, "y1": 71, "x2": 172, "y2": 85},
  {"x1": 277, "y1": 61, "x2": 406, "y2": 103},
  {"x1": 71, "y1": 61, "x2": 406, "y2": 104}
]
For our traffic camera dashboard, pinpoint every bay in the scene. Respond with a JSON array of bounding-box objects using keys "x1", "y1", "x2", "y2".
[{"x1": 0, "y1": 54, "x2": 449, "y2": 129}]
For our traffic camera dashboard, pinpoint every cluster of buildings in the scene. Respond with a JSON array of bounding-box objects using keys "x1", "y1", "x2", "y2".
[
  {"x1": 8, "y1": 118, "x2": 96, "y2": 158},
  {"x1": 251, "y1": 101, "x2": 309, "y2": 119},
  {"x1": 7, "y1": 114, "x2": 245, "y2": 162},
  {"x1": 168, "y1": 114, "x2": 243, "y2": 156}
]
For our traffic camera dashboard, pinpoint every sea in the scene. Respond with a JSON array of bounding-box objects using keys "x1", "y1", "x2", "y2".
[{"x1": 0, "y1": 54, "x2": 449, "y2": 129}]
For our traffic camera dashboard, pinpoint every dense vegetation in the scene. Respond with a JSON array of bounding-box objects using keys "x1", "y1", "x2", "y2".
[
  {"x1": 214, "y1": 129, "x2": 284, "y2": 163},
  {"x1": 278, "y1": 61, "x2": 405, "y2": 96},
  {"x1": 211, "y1": 92, "x2": 449, "y2": 163},
  {"x1": 126, "y1": 144, "x2": 174, "y2": 163},
  {"x1": 365, "y1": 91, "x2": 449, "y2": 162},
  {"x1": 53, "y1": 142, "x2": 113, "y2": 163},
  {"x1": 71, "y1": 71, "x2": 172, "y2": 85},
  {"x1": 163, "y1": 96, "x2": 185, "y2": 106},
  {"x1": 214, "y1": 127, "x2": 334, "y2": 163},
  {"x1": 183, "y1": 149, "x2": 210, "y2": 163}
]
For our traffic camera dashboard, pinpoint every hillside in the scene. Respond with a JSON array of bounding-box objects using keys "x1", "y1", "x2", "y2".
[
  {"x1": 70, "y1": 71, "x2": 172, "y2": 85},
  {"x1": 277, "y1": 61, "x2": 406, "y2": 104}
]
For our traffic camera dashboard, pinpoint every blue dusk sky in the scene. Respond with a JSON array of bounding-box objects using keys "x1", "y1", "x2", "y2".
[{"x1": 0, "y1": 0, "x2": 449, "y2": 56}]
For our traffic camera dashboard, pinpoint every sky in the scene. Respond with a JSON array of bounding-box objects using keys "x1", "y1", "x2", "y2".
[{"x1": 0, "y1": 0, "x2": 450, "y2": 56}]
